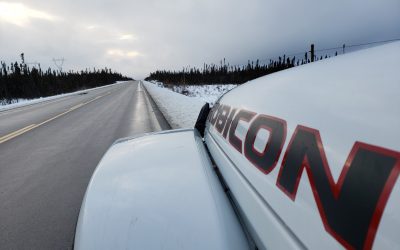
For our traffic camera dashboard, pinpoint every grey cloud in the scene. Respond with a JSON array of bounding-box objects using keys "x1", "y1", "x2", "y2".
[{"x1": 1, "y1": 0, "x2": 399, "y2": 79}]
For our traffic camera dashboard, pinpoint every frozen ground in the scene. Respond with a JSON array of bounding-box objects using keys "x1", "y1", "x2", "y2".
[
  {"x1": 143, "y1": 81, "x2": 206, "y2": 129},
  {"x1": 143, "y1": 81, "x2": 238, "y2": 129},
  {"x1": 0, "y1": 81, "x2": 128, "y2": 111},
  {"x1": 150, "y1": 81, "x2": 238, "y2": 106}
]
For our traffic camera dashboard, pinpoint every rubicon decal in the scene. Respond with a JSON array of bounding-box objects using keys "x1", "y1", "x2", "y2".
[{"x1": 207, "y1": 104, "x2": 400, "y2": 250}]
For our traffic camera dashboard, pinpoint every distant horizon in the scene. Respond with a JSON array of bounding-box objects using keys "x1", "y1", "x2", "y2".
[
  {"x1": 1, "y1": 0, "x2": 399, "y2": 79},
  {"x1": 3, "y1": 38, "x2": 399, "y2": 81}
]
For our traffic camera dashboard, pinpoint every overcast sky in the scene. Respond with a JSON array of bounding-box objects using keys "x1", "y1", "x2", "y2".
[{"x1": 0, "y1": 0, "x2": 399, "y2": 79}]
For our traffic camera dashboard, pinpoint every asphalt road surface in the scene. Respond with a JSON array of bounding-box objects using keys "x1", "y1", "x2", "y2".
[{"x1": 0, "y1": 81, "x2": 170, "y2": 249}]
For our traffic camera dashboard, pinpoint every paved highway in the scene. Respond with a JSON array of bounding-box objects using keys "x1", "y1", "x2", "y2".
[{"x1": 0, "y1": 81, "x2": 170, "y2": 249}]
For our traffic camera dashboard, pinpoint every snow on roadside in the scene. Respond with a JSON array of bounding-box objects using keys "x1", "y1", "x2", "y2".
[
  {"x1": 169, "y1": 84, "x2": 237, "y2": 106},
  {"x1": 0, "y1": 81, "x2": 129, "y2": 111},
  {"x1": 150, "y1": 81, "x2": 238, "y2": 106},
  {"x1": 143, "y1": 81, "x2": 205, "y2": 129}
]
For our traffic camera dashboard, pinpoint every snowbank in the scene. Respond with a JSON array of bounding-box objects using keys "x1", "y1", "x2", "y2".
[
  {"x1": 0, "y1": 81, "x2": 128, "y2": 111},
  {"x1": 143, "y1": 81, "x2": 206, "y2": 129},
  {"x1": 150, "y1": 81, "x2": 237, "y2": 106},
  {"x1": 169, "y1": 84, "x2": 237, "y2": 105}
]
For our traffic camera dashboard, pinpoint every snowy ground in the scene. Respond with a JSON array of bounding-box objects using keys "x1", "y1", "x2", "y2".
[
  {"x1": 150, "y1": 81, "x2": 237, "y2": 106},
  {"x1": 143, "y1": 81, "x2": 238, "y2": 129},
  {"x1": 0, "y1": 81, "x2": 128, "y2": 111},
  {"x1": 143, "y1": 81, "x2": 206, "y2": 129}
]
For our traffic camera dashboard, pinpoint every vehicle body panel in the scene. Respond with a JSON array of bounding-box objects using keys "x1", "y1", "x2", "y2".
[
  {"x1": 205, "y1": 42, "x2": 400, "y2": 249},
  {"x1": 75, "y1": 42, "x2": 400, "y2": 250},
  {"x1": 75, "y1": 129, "x2": 249, "y2": 250}
]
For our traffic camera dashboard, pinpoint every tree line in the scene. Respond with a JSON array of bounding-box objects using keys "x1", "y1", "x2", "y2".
[
  {"x1": 146, "y1": 46, "x2": 336, "y2": 85},
  {"x1": 0, "y1": 54, "x2": 132, "y2": 104}
]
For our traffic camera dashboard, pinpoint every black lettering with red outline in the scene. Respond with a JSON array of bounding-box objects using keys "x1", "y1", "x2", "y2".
[
  {"x1": 222, "y1": 108, "x2": 237, "y2": 139},
  {"x1": 207, "y1": 104, "x2": 400, "y2": 250},
  {"x1": 228, "y1": 109, "x2": 256, "y2": 153},
  {"x1": 276, "y1": 126, "x2": 400, "y2": 249},
  {"x1": 215, "y1": 105, "x2": 231, "y2": 133},
  {"x1": 244, "y1": 115, "x2": 287, "y2": 174}
]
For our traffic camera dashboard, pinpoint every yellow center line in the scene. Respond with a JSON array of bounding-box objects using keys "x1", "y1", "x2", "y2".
[
  {"x1": 0, "y1": 94, "x2": 107, "y2": 144},
  {"x1": 69, "y1": 103, "x2": 84, "y2": 111},
  {"x1": 0, "y1": 124, "x2": 37, "y2": 144}
]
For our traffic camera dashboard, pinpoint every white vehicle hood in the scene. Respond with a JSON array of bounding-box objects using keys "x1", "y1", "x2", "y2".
[{"x1": 74, "y1": 129, "x2": 249, "y2": 250}]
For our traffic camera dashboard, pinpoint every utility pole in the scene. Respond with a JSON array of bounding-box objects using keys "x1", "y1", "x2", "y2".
[
  {"x1": 183, "y1": 67, "x2": 185, "y2": 85},
  {"x1": 20, "y1": 53, "x2": 25, "y2": 64},
  {"x1": 310, "y1": 44, "x2": 315, "y2": 62},
  {"x1": 52, "y1": 58, "x2": 65, "y2": 72}
]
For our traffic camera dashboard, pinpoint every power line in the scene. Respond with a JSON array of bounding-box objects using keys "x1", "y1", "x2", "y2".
[
  {"x1": 52, "y1": 58, "x2": 65, "y2": 72},
  {"x1": 242, "y1": 37, "x2": 400, "y2": 67},
  {"x1": 175, "y1": 37, "x2": 400, "y2": 71},
  {"x1": 347, "y1": 38, "x2": 400, "y2": 48}
]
